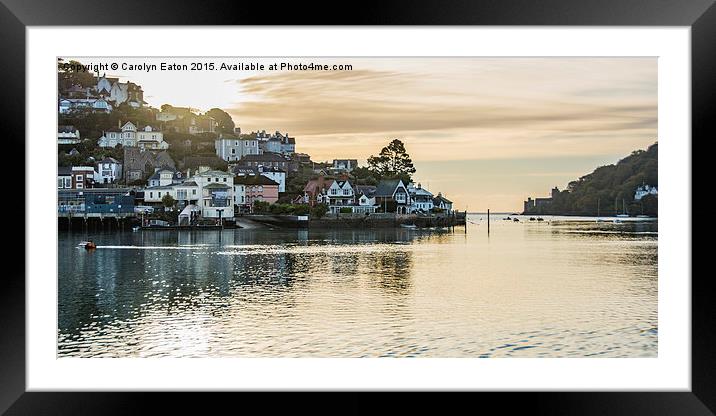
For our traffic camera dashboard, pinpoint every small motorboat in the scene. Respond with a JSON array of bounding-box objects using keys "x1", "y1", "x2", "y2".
[
  {"x1": 536, "y1": 217, "x2": 544, "y2": 221},
  {"x1": 504, "y1": 216, "x2": 512, "y2": 221},
  {"x1": 79, "y1": 241, "x2": 97, "y2": 250},
  {"x1": 513, "y1": 218, "x2": 520, "y2": 222},
  {"x1": 529, "y1": 217, "x2": 536, "y2": 221},
  {"x1": 400, "y1": 223, "x2": 417, "y2": 229},
  {"x1": 132, "y1": 226, "x2": 141, "y2": 232}
]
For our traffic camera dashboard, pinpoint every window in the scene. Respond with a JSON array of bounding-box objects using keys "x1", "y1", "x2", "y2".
[
  {"x1": 76, "y1": 175, "x2": 83, "y2": 181},
  {"x1": 192, "y1": 189, "x2": 196, "y2": 195},
  {"x1": 258, "y1": 186, "x2": 263, "y2": 192},
  {"x1": 223, "y1": 178, "x2": 227, "y2": 182},
  {"x1": 76, "y1": 183, "x2": 83, "y2": 189},
  {"x1": 57, "y1": 178, "x2": 63, "y2": 188}
]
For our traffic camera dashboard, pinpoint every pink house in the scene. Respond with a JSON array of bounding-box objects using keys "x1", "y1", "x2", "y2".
[{"x1": 234, "y1": 174, "x2": 280, "y2": 209}]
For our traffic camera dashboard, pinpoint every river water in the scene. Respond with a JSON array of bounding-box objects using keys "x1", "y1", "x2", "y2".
[{"x1": 58, "y1": 215, "x2": 658, "y2": 358}]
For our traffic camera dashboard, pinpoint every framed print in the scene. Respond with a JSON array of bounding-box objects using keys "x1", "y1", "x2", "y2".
[{"x1": 3, "y1": 0, "x2": 711, "y2": 414}]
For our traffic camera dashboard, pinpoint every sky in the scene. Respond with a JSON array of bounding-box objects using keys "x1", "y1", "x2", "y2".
[{"x1": 66, "y1": 57, "x2": 657, "y2": 211}]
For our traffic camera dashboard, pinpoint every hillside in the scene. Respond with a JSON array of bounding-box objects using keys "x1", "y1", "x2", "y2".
[{"x1": 527, "y1": 142, "x2": 658, "y2": 216}]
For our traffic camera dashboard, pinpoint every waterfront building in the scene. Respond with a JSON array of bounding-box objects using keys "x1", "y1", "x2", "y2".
[
  {"x1": 233, "y1": 165, "x2": 286, "y2": 193},
  {"x1": 325, "y1": 179, "x2": 355, "y2": 214},
  {"x1": 375, "y1": 179, "x2": 411, "y2": 214},
  {"x1": 234, "y1": 174, "x2": 280, "y2": 211},
  {"x1": 57, "y1": 166, "x2": 73, "y2": 189},
  {"x1": 142, "y1": 185, "x2": 177, "y2": 205},
  {"x1": 191, "y1": 169, "x2": 235, "y2": 219},
  {"x1": 300, "y1": 176, "x2": 333, "y2": 206},
  {"x1": 94, "y1": 157, "x2": 123, "y2": 184},
  {"x1": 432, "y1": 193, "x2": 453, "y2": 213},
  {"x1": 523, "y1": 187, "x2": 559, "y2": 214},
  {"x1": 70, "y1": 166, "x2": 96, "y2": 189},
  {"x1": 57, "y1": 125, "x2": 81, "y2": 145},
  {"x1": 58, "y1": 188, "x2": 136, "y2": 215},
  {"x1": 215, "y1": 135, "x2": 260, "y2": 162},
  {"x1": 408, "y1": 182, "x2": 434, "y2": 213},
  {"x1": 634, "y1": 184, "x2": 658, "y2": 200}
]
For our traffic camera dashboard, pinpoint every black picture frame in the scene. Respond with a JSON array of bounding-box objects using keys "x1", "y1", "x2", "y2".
[{"x1": 2, "y1": 0, "x2": 709, "y2": 414}]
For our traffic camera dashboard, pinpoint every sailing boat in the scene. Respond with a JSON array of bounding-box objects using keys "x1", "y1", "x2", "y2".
[
  {"x1": 596, "y1": 199, "x2": 603, "y2": 222},
  {"x1": 617, "y1": 198, "x2": 629, "y2": 218}
]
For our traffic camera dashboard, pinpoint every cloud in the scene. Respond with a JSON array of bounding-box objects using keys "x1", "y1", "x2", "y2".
[{"x1": 225, "y1": 59, "x2": 657, "y2": 164}]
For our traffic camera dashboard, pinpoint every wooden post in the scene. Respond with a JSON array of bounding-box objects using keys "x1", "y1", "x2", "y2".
[{"x1": 487, "y1": 209, "x2": 490, "y2": 235}]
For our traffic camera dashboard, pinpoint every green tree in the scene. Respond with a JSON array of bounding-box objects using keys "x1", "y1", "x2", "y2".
[
  {"x1": 162, "y1": 194, "x2": 176, "y2": 210},
  {"x1": 206, "y1": 108, "x2": 236, "y2": 134},
  {"x1": 253, "y1": 200, "x2": 270, "y2": 214},
  {"x1": 57, "y1": 59, "x2": 96, "y2": 91},
  {"x1": 310, "y1": 204, "x2": 328, "y2": 219},
  {"x1": 367, "y1": 139, "x2": 416, "y2": 181}
]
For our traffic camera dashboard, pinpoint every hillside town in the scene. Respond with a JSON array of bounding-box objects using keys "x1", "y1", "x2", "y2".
[{"x1": 57, "y1": 66, "x2": 456, "y2": 229}]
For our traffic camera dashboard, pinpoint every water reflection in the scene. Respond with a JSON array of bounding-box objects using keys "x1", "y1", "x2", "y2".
[{"x1": 58, "y1": 216, "x2": 657, "y2": 357}]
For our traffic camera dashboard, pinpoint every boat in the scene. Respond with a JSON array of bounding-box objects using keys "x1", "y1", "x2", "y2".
[
  {"x1": 513, "y1": 218, "x2": 520, "y2": 222},
  {"x1": 615, "y1": 198, "x2": 629, "y2": 218},
  {"x1": 79, "y1": 241, "x2": 97, "y2": 250},
  {"x1": 132, "y1": 226, "x2": 141, "y2": 232},
  {"x1": 636, "y1": 215, "x2": 650, "y2": 218},
  {"x1": 400, "y1": 223, "x2": 417, "y2": 229},
  {"x1": 536, "y1": 217, "x2": 544, "y2": 221},
  {"x1": 504, "y1": 216, "x2": 512, "y2": 221},
  {"x1": 529, "y1": 217, "x2": 536, "y2": 221}
]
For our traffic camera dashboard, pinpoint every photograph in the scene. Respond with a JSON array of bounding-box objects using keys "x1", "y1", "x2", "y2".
[{"x1": 56, "y1": 56, "x2": 658, "y2": 359}]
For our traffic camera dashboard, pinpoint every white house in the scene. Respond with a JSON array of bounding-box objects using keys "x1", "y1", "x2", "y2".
[
  {"x1": 58, "y1": 126, "x2": 81, "y2": 145},
  {"x1": 192, "y1": 169, "x2": 235, "y2": 219},
  {"x1": 323, "y1": 180, "x2": 358, "y2": 214},
  {"x1": 59, "y1": 98, "x2": 112, "y2": 114},
  {"x1": 147, "y1": 168, "x2": 185, "y2": 187},
  {"x1": 215, "y1": 136, "x2": 259, "y2": 162},
  {"x1": 432, "y1": 193, "x2": 453, "y2": 213},
  {"x1": 98, "y1": 121, "x2": 168, "y2": 149},
  {"x1": 94, "y1": 157, "x2": 122, "y2": 184},
  {"x1": 408, "y1": 182, "x2": 434, "y2": 213},
  {"x1": 634, "y1": 184, "x2": 658, "y2": 200},
  {"x1": 143, "y1": 186, "x2": 176, "y2": 204}
]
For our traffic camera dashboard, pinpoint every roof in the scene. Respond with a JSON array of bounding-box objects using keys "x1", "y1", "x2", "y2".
[
  {"x1": 374, "y1": 179, "x2": 403, "y2": 197},
  {"x1": 303, "y1": 177, "x2": 333, "y2": 193},
  {"x1": 194, "y1": 169, "x2": 232, "y2": 177},
  {"x1": 433, "y1": 194, "x2": 452, "y2": 204},
  {"x1": 239, "y1": 152, "x2": 288, "y2": 162},
  {"x1": 144, "y1": 185, "x2": 175, "y2": 190},
  {"x1": 234, "y1": 175, "x2": 279, "y2": 186},
  {"x1": 179, "y1": 181, "x2": 198, "y2": 187},
  {"x1": 58, "y1": 166, "x2": 72, "y2": 175},
  {"x1": 204, "y1": 183, "x2": 232, "y2": 189},
  {"x1": 58, "y1": 125, "x2": 76, "y2": 133},
  {"x1": 99, "y1": 157, "x2": 119, "y2": 164},
  {"x1": 354, "y1": 185, "x2": 376, "y2": 197},
  {"x1": 147, "y1": 168, "x2": 177, "y2": 181}
]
